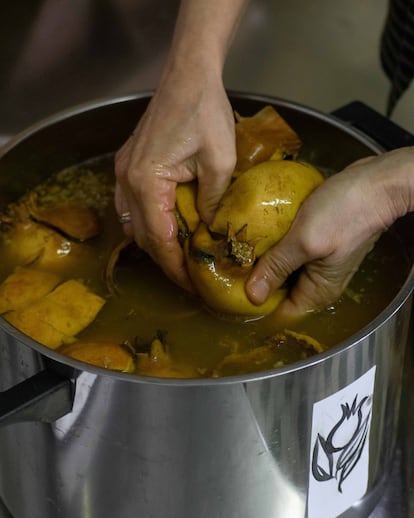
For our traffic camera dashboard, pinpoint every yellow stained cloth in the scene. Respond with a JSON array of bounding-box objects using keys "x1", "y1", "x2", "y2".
[
  {"x1": 0, "y1": 267, "x2": 61, "y2": 314},
  {"x1": 5, "y1": 279, "x2": 105, "y2": 349}
]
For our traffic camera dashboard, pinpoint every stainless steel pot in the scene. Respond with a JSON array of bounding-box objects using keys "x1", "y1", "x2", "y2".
[{"x1": 0, "y1": 93, "x2": 413, "y2": 518}]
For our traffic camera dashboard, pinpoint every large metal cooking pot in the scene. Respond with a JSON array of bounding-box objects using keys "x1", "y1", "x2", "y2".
[{"x1": 0, "y1": 93, "x2": 413, "y2": 518}]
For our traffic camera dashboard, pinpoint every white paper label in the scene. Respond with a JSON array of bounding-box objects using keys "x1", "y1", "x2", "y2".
[{"x1": 307, "y1": 366, "x2": 376, "y2": 518}]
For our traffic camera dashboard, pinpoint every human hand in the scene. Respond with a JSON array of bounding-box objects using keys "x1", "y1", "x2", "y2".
[
  {"x1": 115, "y1": 73, "x2": 236, "y2": 290},
  {"x1": 246, "y1": 148, "x2": 414, "y2": 320},
  {"x1": 114, "y1": 0, "x2": 248, "y2": 290}
]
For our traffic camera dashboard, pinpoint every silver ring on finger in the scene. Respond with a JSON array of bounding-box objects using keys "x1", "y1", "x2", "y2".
[{"x1": 118, "y1": 211, "x2": 132, "y2": 224}]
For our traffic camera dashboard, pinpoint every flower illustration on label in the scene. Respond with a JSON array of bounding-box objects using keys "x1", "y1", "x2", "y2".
[{"x1": 311, "y1": 394, "x2": 372, "y2": 493}]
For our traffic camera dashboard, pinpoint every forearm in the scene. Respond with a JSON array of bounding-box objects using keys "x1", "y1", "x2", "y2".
[
  {"x1": 165, "y1": 0, "x2": 249, "y2": 77},
  {"x1": 351, "y1": 147, "x2": 414, "y2": 230},
  {"x1": 381, "y1": 147, "x2": 414, "y2": 218}
]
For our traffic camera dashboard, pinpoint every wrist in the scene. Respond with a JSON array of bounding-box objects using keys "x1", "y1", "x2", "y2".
[
  {"x1": 163, "y1": 44, "x2": 223, "y2": 84},
  {"x1": 381, "y1": 147, "x2": 414, "y2": 219}
]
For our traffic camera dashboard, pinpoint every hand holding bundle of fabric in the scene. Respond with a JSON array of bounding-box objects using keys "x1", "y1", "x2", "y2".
[{"x1": 175, "y1": 106, "x2": 324, "y2": 320}]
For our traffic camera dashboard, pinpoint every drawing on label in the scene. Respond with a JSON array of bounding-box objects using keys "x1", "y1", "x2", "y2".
[
  {"x1": 307, "y1": 366, "x2": 376, "y2": 518},
  {"x1": 311, "y1": 394, "x2": 372, "y2": 493}
]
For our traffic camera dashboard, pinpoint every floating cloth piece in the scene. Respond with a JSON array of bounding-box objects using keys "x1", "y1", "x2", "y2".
[
  {"x1": 5, "y1": 279, "x2": 105, "y2": 349},
  {"x1": 0, "y1": 267, "x2": 61, "y2": 313}
]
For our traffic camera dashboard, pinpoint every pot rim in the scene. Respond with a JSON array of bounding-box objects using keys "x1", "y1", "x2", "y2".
[
  {"x1": 0, "y1": 90, "x2": 386, "y2": 157},
  {"x1": 1, "y1": 91, "x2": 413, "y2": 387}
]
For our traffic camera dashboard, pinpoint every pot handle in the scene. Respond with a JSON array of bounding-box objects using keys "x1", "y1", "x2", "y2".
[
  {"x1": 331, "y1": 101, "x2": 414, "y2": 151},
  {"x1": 0, "y1": 135, "x2": 11, "y2": 148},
  {"x1": 0, "y1": 369, "x2": 74, "y2": 427}
]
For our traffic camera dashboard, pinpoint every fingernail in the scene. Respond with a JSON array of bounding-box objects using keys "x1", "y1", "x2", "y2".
[{"x1": 247, "y1": 278, "x2": 270, "y2": 305}]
